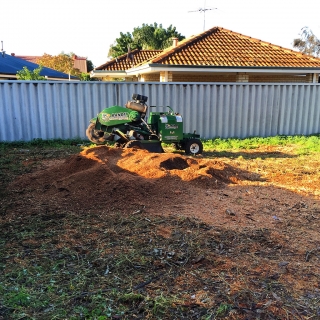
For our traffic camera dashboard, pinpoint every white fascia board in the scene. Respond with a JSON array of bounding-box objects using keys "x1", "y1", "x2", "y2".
[
  {"x1": 126, "y1": 64, "x2": 156, "y2": 75},
  {"x1": 0, "y1": 74, "x2": 17, "y2": 79},
  {"x1": 126, "y1": 64, "x2": 320, "y2": 75},
  {"x1": 90, "y1": 70, "x2": 126, "y2": 78}
]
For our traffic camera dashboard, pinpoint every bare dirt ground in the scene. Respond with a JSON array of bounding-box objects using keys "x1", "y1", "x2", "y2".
[
  {"x1": 2, "y1": 145, "x2": 320, "y2": 319},
  {"x1": 9, "y1": 145, "x2": 320, "y2": 231}
]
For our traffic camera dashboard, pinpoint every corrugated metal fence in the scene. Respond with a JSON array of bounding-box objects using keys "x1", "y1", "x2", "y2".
[{"x1": 0, "y1": 81, "x2": 319, "y2": 142}]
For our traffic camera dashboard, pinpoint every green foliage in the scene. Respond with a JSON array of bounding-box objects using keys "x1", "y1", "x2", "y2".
[
  {"x1": 133, "y1": 23, "x2": 184, "y2": 50},
  {"x1": 294, "y1": 135, "x2": 320, "y2": 155},
  {"x1": 149, "y1": 294, "x2": 176, "y2": 316},
  {"x1": 215, "y1": 303, "x2": 232, "y2": 316},
  {"x1": 6, "y1": 287, "x2": 31, "y2": 307},
  {"x1": 202, "y1": 135, "x2": 320, "y2": 154},
  {"x1": 108, "y1": 23, "x2": 185, "y2": 58},
  {"x1": 16, "y1": 65, "x2": 47, "y2": 80},
  {"x1": 293, "y1": 27, "x2": 320, "y2": 57},
  {"x1": 86, "y1": 59, "x2": 94, "y2": 72},
  {"x1": 79, "y1": 72, "x2": 91, "y2": 81},
  {"x1": 108, "y1": 32, "x2": 136, "y2": 58},
  {"x1": 0, "y1": 138, "x2": 85, "y2": 149}
]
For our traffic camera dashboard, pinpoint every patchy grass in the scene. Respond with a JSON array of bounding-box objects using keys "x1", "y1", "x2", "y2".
[
  {"x1": 203, "y1": 135, "x2": 320, "y2": 155},
  {"x1": 2, "y1": 210, "x2": 320, "y2": 319},
  {"x1": 1, "y1": 137, "x2": 320, "y2": 319}
]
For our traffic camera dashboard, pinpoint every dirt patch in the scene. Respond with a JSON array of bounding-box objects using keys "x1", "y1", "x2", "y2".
[
  {"x1": 5, "y1": 146, "x2": 246, "y2": 221},
  {"x1": 7, "y1": 145, "x2": 319, "y2": 232}
]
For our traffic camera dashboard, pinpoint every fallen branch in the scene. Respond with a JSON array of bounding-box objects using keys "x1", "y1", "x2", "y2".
[{"x1": 133, "y1": 273, "x2": 164, "y2": 290}]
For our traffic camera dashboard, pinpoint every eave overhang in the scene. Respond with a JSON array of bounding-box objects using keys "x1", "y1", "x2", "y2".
[
  {"x1": 90, "y1": 70, "x2": 127, "y2": 78},
  {"x1": 127, "y1": 64, "x2": 320, "y2": 75},
  {"x1": 90, "y1": 64, "x2": 320, "y2": 78}
]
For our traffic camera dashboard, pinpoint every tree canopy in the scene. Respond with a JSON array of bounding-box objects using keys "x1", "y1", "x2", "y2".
[
  {"x1": 293, "y1": 27, "x2": 320, "y2": 57},
  {"x1": 86, "y1": 59, "x2": 94, "y2": 72},
  {"x1": 35, "y1": 53, "x2": 95, "y2": 81},
  {"x1": 16, "y1": 65, "x2": 46, "y2": 80},
  {"x1": 108, "y1": 23, "x2": 185, "y2": 58},
  {"x1": 37, "y1": 53, "x2": 77, "y2": 76}
]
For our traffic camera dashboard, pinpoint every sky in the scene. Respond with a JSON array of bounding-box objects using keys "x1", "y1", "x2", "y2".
[{"x1": 2, "y1": 0, "x2": 320, "y2": 68}]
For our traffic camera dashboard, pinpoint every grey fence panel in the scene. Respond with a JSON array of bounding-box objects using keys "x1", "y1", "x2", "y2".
[{"x1": 0, "y1": 81, "x2": 319, "y2": 142}]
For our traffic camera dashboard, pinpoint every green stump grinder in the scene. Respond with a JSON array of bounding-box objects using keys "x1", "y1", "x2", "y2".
[{"x1": 86, "y1": 93, "x2": 203, "y2": 155}]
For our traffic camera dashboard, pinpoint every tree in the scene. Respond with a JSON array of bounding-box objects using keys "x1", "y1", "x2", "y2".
[
  {"x1": 79, "y1": 72, "x2": 97, "y2": 81},
  {"x1": 108, "y1": 23, "x2": 185, "y2": 58},
  {"x1": 86, "y1": 59, "x2": 94, "y2": 72},
  {"x1": 37, "y1": 53, "x2": 79, "y2": 76},
  {"x1": 108, "y1": 32, "x2": 138, "y2": 58},
  {"x1": 293, "y1": 27, "x2": 320, "y2": 57},
  {"x1": 133, "y1": 23, "x2": 184, "y2": 50},
  {"x1": 16, "y1": 65, "x2": 47, "y2": 80}
]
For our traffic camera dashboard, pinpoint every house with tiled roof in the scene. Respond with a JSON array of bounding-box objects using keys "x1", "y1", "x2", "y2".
[
  {"x1": 91, "y1": 27, "x2": 320, "y2": 83},
  {"x1": 0, "y1": 53, "x2": 78, "y2": 80},
  {"x1": 93, "y1": 49, "x2": 162, "y2": 80}
]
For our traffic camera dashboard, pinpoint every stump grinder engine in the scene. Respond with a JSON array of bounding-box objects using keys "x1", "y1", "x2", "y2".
[{"x1": 86, "y1": 93, "x2": 203, "y2": 155}]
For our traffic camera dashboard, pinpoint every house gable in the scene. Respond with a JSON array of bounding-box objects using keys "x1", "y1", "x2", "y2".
[
  {"x1": 91, "y1": 27, "x2": 320, "y2": 83},
  {"x1": 148, "y1": 27, "x2": 320, "y2": 68}
]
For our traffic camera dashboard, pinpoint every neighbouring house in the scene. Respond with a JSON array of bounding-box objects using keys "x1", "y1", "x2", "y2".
[
  {"x1": 72, "y1": 55, "x2": 87, "y2": 73},
  {"x1": 91, "y1": 27, "x2": 320, "y2": 83},
  {"x1": 11, "y1": 53, "x2": 88, "y2": 73},
  {"x1": 92, "y1": 49, "x2": 162, "y2": 81},
  {"x1": 0, "y1": 53, "x2": 78, "y2": 80}
]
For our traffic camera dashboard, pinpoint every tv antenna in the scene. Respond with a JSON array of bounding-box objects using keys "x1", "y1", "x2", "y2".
[{"x1": 188, "y1": 1, "x2": 217, "y2": 31}]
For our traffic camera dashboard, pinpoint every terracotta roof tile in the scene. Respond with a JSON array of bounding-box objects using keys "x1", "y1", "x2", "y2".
[
  {"x1": 145, "y1": 27, "x2": 320, "y2": 68},
  {"x1": 94, "y1": 27, "x2": 320, "y2": 73},
  {"x1": 95, "y1": 50, "x2": 162, "y2": 71}
]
